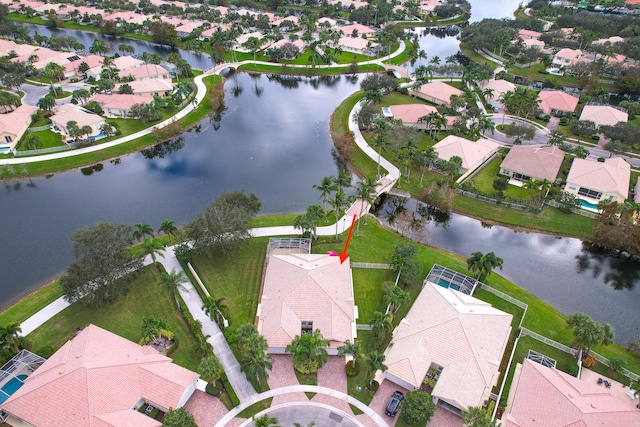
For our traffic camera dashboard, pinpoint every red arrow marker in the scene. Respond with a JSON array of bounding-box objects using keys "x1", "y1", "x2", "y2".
[{"x1": 339, "y1": 214, "x2": 357, "y2": 264}]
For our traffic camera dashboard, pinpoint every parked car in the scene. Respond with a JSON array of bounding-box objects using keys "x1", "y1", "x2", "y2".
[{"x1": 385, "y1": 391, "x2": 404, "y2": 416}]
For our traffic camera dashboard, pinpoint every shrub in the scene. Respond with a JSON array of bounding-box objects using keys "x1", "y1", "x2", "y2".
[
  {"x1": 35, "y1": 345, "x2": 55, "y2": 358},
  {"x1": 559, "y1": 117, "x2": 569, "y2": 126},
  {"x1": 345, "y1": 360, "x2": 360, "y2": 377},
  {"x1": 206, "y1": 381, "x2": 223, "y2": 396},
  {"x1": 591, "y1": 135, "x2": 600, "y2": 141},
  {"x1": 401, "y1": 390, "x2": 436, "y2": 425},
  {"x1": 543, "y1": 114, "x2": 551, "y2": 122},
  {"x1": 597, "y1": 157, "x2": 605, "y2": 162},
  {"x1": 582, "y1": 355, "x2": 597, "y2": 368}
]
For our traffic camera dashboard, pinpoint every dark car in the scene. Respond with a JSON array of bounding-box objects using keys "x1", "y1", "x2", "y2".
[{"x1": 385, "y1": 391, "x2": 404, "y2": 416}]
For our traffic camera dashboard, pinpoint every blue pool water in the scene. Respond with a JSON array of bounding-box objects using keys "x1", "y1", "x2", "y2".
[
  {"x1": 0, "y1": 147, "x2": 10, "y2": 154},
  {"x1": 0, "y1": 374, "x2": 28, "y2": 404},
  {"x1": 436, "y1": 278, "x2": 461, "y2": 291},
  {"x1": 580, "y1": 199, "x2": 598, "y2": 210},
  {"x1": 546, "y1": 68, "x2": 563, "y2": 76}
]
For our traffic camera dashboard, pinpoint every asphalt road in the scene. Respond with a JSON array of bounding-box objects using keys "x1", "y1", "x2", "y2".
[{"x1": 19, "y1": 81, "x2": 90, "y2": 106}]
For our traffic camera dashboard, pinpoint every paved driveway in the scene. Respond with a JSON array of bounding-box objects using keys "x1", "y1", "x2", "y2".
[
  {"x1": 183, "y1": 390, "x2": 229, "y2": 427},
  {"x1": 266, "y1": 354, "x2": 308, "y2": 407},
  {"x1": 368, "y1": 380, "x2": 408, "y2": 427},
  {"x1": 427, "y1": 407, "x2": 464, "y2": 427}
]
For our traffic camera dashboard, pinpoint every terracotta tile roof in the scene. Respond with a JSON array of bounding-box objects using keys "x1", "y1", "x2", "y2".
[
  {"x1": 537, "y1": 89, "x2": 579, "y2": 114},
  {"x1": 504, "y1": 359, "x2": 640, "y2": 427},
  {"x1": 338, "y1": 23, "x2": 377, "y2": 35},
  {"x1": 480, "y1": 79, "x2": 516, "y2": 102},
  {"x1": 1, "y1": 325, "x2": 199, "y2": 427},
  {"x1": 50, "y1": 104, "x2": 104, "y2": 129},
  {"x1": 579, "y1": 105, "x2": 628, "y2": 127},
  {"x1": 433, "y1": 135, "x2": 500, "y2": 171},
  {"x1": 113, "y1": 56, "x2": 145, "y2": 71},
  {"x1": 90, "y1": 94, "x2": 154, "y2": 111},
  {"x1": 0, "y1": 104, "x2": 36, "y2": 137},
  {"x1": 385, "y1": 283, "x2": 512, "y2": 411},
  {"x1": 412, "y1": 81, "x2": 463, "y2": 104},
  {"x1": 119, "y1": 64, "x2": 170, "y2": 81},
  {"x1": 258, "y1": 253, "x2": 355, "y2": 348},
  {"x1": 117, "y1": 78, "x2": 174, "y2": 95},
  {"x1": 500, "y1": 145, "x2": 565, "y2": 181},
  {"x1": 518, "y1": 29, "x2": 542, "y2": 39},
  {"x1": 389, "y1": 104, "x2": 438, "y2": 123},
  {"x1": 65, "y1": 54, "x2": 104, "y2": 73},
  {"x1": 566, "y1": 157, "x2": 631, "y2": 199}
]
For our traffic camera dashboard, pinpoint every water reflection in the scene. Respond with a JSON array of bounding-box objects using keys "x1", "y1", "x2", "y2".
[
  {"x1": 140, "y1": 136, "x2": 186, "y2": 159},
  {"x1": 376, "y1": 196, "x2": 640, "y2": 344}
]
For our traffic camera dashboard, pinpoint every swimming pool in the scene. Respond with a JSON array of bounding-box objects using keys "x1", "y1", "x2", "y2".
[
  {"x1": 0, "y1": 374, "x2": 28, "y2": 404},
  {"x1": 0, "y1": 147, "x2": 10, "y2": 154},
  {"x1": 546, "y1": 68, "x2": 564, "y2": 76},
  {"x1": 580, "y1": 199, "x2": 598, "y2": 210},
  {"x1": 436, "y1": 278, "x2": 461, "y2": 292}
]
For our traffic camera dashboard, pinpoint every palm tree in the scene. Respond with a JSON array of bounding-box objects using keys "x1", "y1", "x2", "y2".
[
  {"x1": 133, "y1": 223, "x2": 154, "y2": 242},
  {"x1": 333, "y1": 169, "x2": 352, "y2": 193},
  {"x1": 414, "y1": 147, "x2": 438, "y2": 188},
  {"x1": 430, "y1": 55, "x2": 441, "y2": 66},
  {"x1": 142, "y1": 238, "x2": 165, "y2": 268},
  {"x1": 463, "y1": 406, "x2": 497, "y2": 427},
  {"x1": 364, "y1": 350, "x2": 387, "y2": 386},
  {"x1": 192, "y1": 334, "x2": 212, "y2": 358},
  {"x1": 384, "y1": 286, "x2": 410, "y2": 314},
  {"x1": 329, "y1": 191, "x2": 352, "y2": 241},
  {"x1": 537, "y1": 178, "x2": 553, "y2": 199},
  {"x1": 370, "y1": 311, "x2": 392, "y2": 340},
  {"x1": 355, "y1": 176, "x2": 378, "y2": 235},
  {"x1": 466, "y1": 251, "x2": 504, "y2": 281},
  {"x1": 337, "y1": 340, "x2": 361, "y2": 368},
  {"x1": 477, "y1": 116, "x2": 495, "y2": 136},
  {"x1": 198, "y1": 355, "x2": 223, "y2": 387},
  {"x1": 0, "y1": 323, "x2": 22, "y2": 353},
  {"x1": 202, "y1": 296, "x2": 228, "y2": 329},
  {"x1": 240, "y1": 334, "x2": 272, "y2": 385},
  {"x1": 161, "y1": 268, "x2": 188, "y2": 309},
  {"x1": 522, "y1": 179, "x2": 537, "y2": 198},
  {"x1": 36, "y1": 94, "x2": 56, "y2": 112},
  {"x1": 371, "y1": 120, "x2": 390, "y2": 178},
  {"x1": 286, "y1": 329, "x2": 330, "y2": 373},
  {"x1": 42, "y1": 62, "x2": 64, "y2": 96},
  {"x1": 312, "y1": 176, "x2": 336, "y2": 221},
  {"x1": 158, "y1": 219, "x2": 178, "y2": 239}
]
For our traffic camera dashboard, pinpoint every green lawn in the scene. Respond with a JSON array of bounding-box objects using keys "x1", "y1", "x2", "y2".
[
  {"x1": 20, "y1": 129, "x2": 63, "y2": 150},
  {"x1": 25, "y1": 266, "x2": 202, "y2": 371},
  {"x1": 468, "y1": 156, "x2": 531, "y2": 199},
  {"x1": 251, "y1": 214, "x2": 299, "y2": 228},
  {"x1": 0, "y1": 281, "x2": 63, "y2": 326},
  {"x1": 352, "y1": 268, "x2": 394, "y2": 324},
  {"x1": 190, "y1": 237, "x2": 270, "y2": 329}
]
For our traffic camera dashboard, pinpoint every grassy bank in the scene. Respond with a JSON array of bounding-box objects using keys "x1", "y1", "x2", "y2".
[
  {"x1": 0, "y1": 281, "x2": 63, "y2": 325},
  {"x1": 5, "y1": 75, "x2": 221, "y2": 177},
  {"x1": 25, "y1": 265, "x2": 202, "y2": 371}
]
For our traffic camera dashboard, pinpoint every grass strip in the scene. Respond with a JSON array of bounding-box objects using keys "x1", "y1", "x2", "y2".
[{"x1": 0, "y1": 281, "x2": 63, "y2": 325}]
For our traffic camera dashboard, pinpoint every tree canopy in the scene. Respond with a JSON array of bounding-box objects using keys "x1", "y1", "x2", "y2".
[
  {"x1": 566, "y1": 312, "x2": 615, "y2": 356},
  {"x1": 162, "y1": 407, "x2": 197, "y2": 427},
  {"x1": 60, "y1": 223, "x2": 143, "y2": 307},
  {"x1": 401, "y1": 391, "x2": 436, "y2": 425},
  {"x1": 185, "y1": 191, "x2": 261, "y2": 257}
]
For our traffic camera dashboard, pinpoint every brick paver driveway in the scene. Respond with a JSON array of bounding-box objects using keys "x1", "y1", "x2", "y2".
[
  {"x1": 368, "y1": 380, "x2": 408, "y2": 427},
  {"x1": 427, "y1": 406, "x2": 464, "y2": 427},
  {"x1": 183, "y1": 390, "x2": 229, "y2": 427},
  {"x1": 267, "y1": 354, "x2": 308, "y2": 406},
  {"x1": 313, "y1": 356, "x2": 352, "y2": 415}
]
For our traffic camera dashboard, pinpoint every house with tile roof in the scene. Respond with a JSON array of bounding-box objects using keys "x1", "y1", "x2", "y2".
[
  {"x1": 552, "y1": 48, "x2": 583, "y2": 68},
  {"x1": 0, "y1": 104, "x2": 36, "y2": 152},
  {"x1": 537, "y1": 89, "x2": 579, "y2": 115},
  {"x1": 388, "y1": 104, "x2": 438, "y2": 128},
  {"x1": 518, "y1": 29, "x2": 542, "y2": 40},
  {"x1": 579, "y1": 104, "x2": 628, "y2": 127},
  {"x1": 0, "y1": 324, "x2": 199, "y2": 427},
  {"x1": 479, "y1": 79, "x2": 516, "y2": 108},
  {"x1": 337, "y1": 23, "x2": 377, "y2": 37},
  {"x1": 49, "y1": 104, "x2": 105, "y2": 140},
  {"x1": 90, "y1": 94, "x2": 154, "y2": 118},
  {"x1": 433, "y1": 135, "x2": 501, "y2": 181},
  {"x1": 565, "y1": 157, "x2": 631, "y2": 204},
  {"x1": 409, "y1": 81, "x2": 464, "y2": 107},
  {"x1": 336, "y1": 36, "x2": 379, "y2": 56},
  {"x1": 384, "y1": 282, "x2": 512, "y2": 415},
  {"x1": 119, "y1": 64, "x2": 171, "y2": 82},
  {"x1": 116, "y1": 79, "x2": 174, "y2": 98},
  {"x1": 256, "y1": 250, "x2": 357, "y2": 354},
  {"x1": 500, "y1": 145, "x2": 565, "y2": 184},
  {"x1": 64, "y1": 54, "x2": 104, "y2": 79},
  {"x1": 503, "y1": 359, "x2": 640, "y2": 427}
]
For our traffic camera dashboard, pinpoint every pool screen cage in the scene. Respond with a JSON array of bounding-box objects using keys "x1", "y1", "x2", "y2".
[
  {"x1": 0, "y1": 350, "x2": 46, "y2": 421},
  {"x1": 527, "y1": 350, "x2": 557, "y2": 369},
  {"x1": 267, "y1": 238, "x2": 311, "y2": 262},
  {"x1": 424, "y1": 264, "x2": 479, "y2": 295}
]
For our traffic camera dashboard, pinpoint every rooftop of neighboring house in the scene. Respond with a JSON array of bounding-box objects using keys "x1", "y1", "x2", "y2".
[
  {"x1": 537, "y1": 89, "x2": 580, "y2": 114},
  {"x1": 411, "y1": 81, "x2": 464, "y2": 103},
  {"x1": 50, "y1": 104, "x2": 105, "y2": 128},
  {"x1": 579, "y1": 104, "x2": 628, "y2": 127},
  {"x1": 119, "y1": 64, "x2": 171, "y2": 80},
  {"x1": 0, "y1": 104, "x2": 37, "y2": 137},
  {"x1": 433, "y1": 135, "x2": 500, "y2": 170},
  {"x1": 388, "y1": 104, "x2": 438, "y2": 123},
  {"x1": 566, "y1": 157, "x2": 631, "y2": 197},
  {"x1": 90, "y1": 93, "x2": 154, "y2": 111},
  {"x1": 503, "y1": 359, "x2": 640, "y2": 427},
  {"x1": 385, "y1": 282, "x2": 512, "y2": 411},
  {"x1": 500, "y1": 145, "x2": 565, "y2": 182}
]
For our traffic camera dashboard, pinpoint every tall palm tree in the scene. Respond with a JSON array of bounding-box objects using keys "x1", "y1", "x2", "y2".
[
  {"x1": 466, "y1": 251, "x2": 504, "y2": 281},
  {"x1": 364, "y1": 350, "x2": 387, "y2": 386},
  {"x1": 477, "y1": 116, "x2": 495, "y2": 136},
  {"x1": 537, "y1": 178, "x2": 553, "y2": 199},
  {"x1": 337, "y1": 340, "x2": 361, "y2": 368},
  {"x1": 329, "y1": 191, "x2": 352, "y2": 241},
  {"x1": 371, "y1": 120, "x2": 390, "y2": 178},
  {"x1": 133, "y1": 223, "x2": 154, "y2": 242},
  {"x1": 414, "y1": 147, "x2": 438, "y2": 188},
  {"x1": 240, "y1": 334, "x2": 272, "y2": 385},
  {"x1": 522, "y1": 179, "x2": 537, "y2": 198},
  {"x1": 158, "y1": 219, "x2": 178, "y2": 239},
  {"x1": 312, "y1": 176, "x2": 336, "y2": 221},
  {"x1": 198, "y1": 355, "x2": 223, "y2": 387},
  {"x1": 286, "y1": 329, "x2": 330, "y2": 373},
  {"x1": 192, "y1": 334, "x2": 212, "y2": 358},
  {"x1": 355, "y1": 176, "x2": 378, "y2": 235},
  {"x1": 142, "y1": 238, "x2": 165, "y2": 268},
  {"x1": 202, "y1": 296, "x2": 228, "y2": 329},
  {"x1": 370, "y1": 311, "x2": 392, "y2": 340},
  {"x1": 161, "y1": 268, "x2": 188, "y2": 309},
  {"x1": 333, "y1": 169, "x2": 352, "y2": 193},
  {"x1": 0, "y1": 323, "x2": 22, "y2": 353}
]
